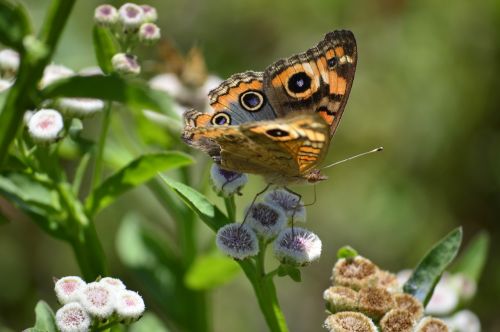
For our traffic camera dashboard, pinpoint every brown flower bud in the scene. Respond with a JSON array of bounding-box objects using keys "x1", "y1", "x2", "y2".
[
  {"x1": 324, "y1": 312, "x2": 377, "y2": 332},
  {"x1": 415, "y1": 317, "x2": 449, "y2": 332},
  {"x1": 393, "y1": 293, "x2": 423, "y2": 320},
  {"x1": 357, "y1": 286, "x2": 395, "y2": 320},
  {"x1": 333, "y1": 256, "x2": 379, "y2": 290},
  {"x1": 379, "y1": 309, "x2": 415, "y2": 332},
  {"x1": 323, "y1": 286, "x2": 358, "y2": 313}
]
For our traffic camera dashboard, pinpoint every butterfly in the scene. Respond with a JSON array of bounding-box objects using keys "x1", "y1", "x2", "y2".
[{"x1": 182, "y1": 30, "x2": 357, "y2": 185}]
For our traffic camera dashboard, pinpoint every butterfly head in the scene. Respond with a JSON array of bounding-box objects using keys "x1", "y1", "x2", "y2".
[{"x1": 304, "y1": 169, "x2": 328, "y2": 183}]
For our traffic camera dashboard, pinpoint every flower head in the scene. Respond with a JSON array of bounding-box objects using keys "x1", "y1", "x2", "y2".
[
  {"x1": 393, "y1": 293, "x2": 423, "y2": 320},
  {"x1": 79, "y1": 281, "x2": 115, "y2": 318},
  {"x1": 379, "y1": 309, "x2": 415, "y2": 332},
  {"x1": 94, "y1": 4, "x2": 118, "y2": 26},
  {"x1": 415, "y1": 317, "x2": 449, "y2": 332},
  {"x1": 115, "y1": 290, "x2": 145, "y2": 321},
  {"x1": 273, "y1": 227, "x2": 322, "y2": 266},
  {"x1": 246, "y1": 202, "x2": 287, "y2": 240},
  {"x1": 357, "y1": 286, "x2": 395, "y2": 320},
  {"x1": 324, "y1": 312, "x2": 377, "y2": 332},
  {"x1": 0, "y1": 49, "x2": 19, "y2": 76},
  {"x1": 99, "y1": 277, "x2": 126, "y2": 291},
  {"x1": 27, "y1": 109, "x2": 64, "y2": 144},
  {"x1": 139, "y1": 23, "x2": 161, "y2": 44},
  {"x1": 58, "y1": 98, "x2": 104, "y2": 118},
  {"x1": 54, "y1": 276, "x2": 86, "y2": 304},
  {"x1": 112, "y1": 53, "x2": 140, "y2": 76},
  {"x1": 323, "y1": 286, "x2": 358, "y2": 313},
  {"x1": 40, "y1": 64, "x2": 74, "y2": 88},
  {"x1": 118, "y1": 3, "x2": 144, "y2": 30},
  {"x1": 264, "y1": 189, "x2": 306, "y2": 222},
  {"x1": 216, "y1": 223, "x2": 259, "y2": 260},
  {"x1": 55, "y1": 302, "x2": 91, "y2": 332},
  {"x1": 210, "y1": 164, "x2": 248, "y2": 196},
  {"x1": 141, "y1": 5, "x2": 157, "y2": 22},
  {"x1": 333, "y1": 256, "x2": 379, "y2": 290}
]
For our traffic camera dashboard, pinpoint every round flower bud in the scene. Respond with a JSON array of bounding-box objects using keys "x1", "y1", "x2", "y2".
[
  {"x1": 118, "y1": 3, "x2": 144, "y2": 30},
  {"x1": 379, "y1": 309, "x2": 415, "y2": 332},
  {"x1": 94, "y1": 4, "x2": 118, "y2": 26},
  {"x1": 112, "y1": 53, "x2": 141, "y2": 76},
  {"x1": 141, "y1": 5, "x2": 157, "y2": 22},
  {"x1": 446, "y1": 310, "x2": 480, "y2": 332},
  {"x1": 393, "y1": 293, "x2": 423, "y2": 320},
  {"x1": 264, "y1": 189, "x2": 306, "y2": 222},
  {"x1": 0, "y1": 78, "x2": 13, "y2": 92},
  {"x1": 273, "y1": 227, "x2": 322, "y2": 266},
  {"x1": 376, "y1": 270, "x2": 401, "y2": 293},
  {"x1": 138, "y1": 23, "x2": 161, "y2": 44},
  {"x1": 58, "y1": 98, "x2": 104, "y2": 118},
  {"x1": 415, "y1": 317, "x2": 449, "y2": 332},
  {"x1": 99, "y1": 277, "x2": 126, "y2": 291},
  {"x1": 54, "y1": 276, "x2": 86, "y2": 304},
  {"x1": 333, "y1": 256, "x2": 379, "y2": 290},
  {"x1": 115, "y1": 290, "x2": 145, "y2": 322},
  {"x1": 216, "y1": 223, "x2": 259, "y2": 260},
  {"x1": 450, "y1": 273, "x2": 476, "y2": 301},
  {"x1": 27, "y1": 109, "x2": 64, "y2": 144},
  {"x1": 0, "y1": 49, "x2": 19, "y2": 76},
  {"x1": 210, "y1": 164, "x2": 248, "y2": 197},
  {"x1": 324, "y1": 312, "x2": 377, "y2": 332},
  {"x1": 55, "y1": 302, "x2": 91, "y2": 332},
  {"x1": 425, "y1": 274, "x2": 459, "y2": 315},
  {"x1": 245, "y1": 202, "x2": 287, "y2": 240},
  {"x1": 79, "y1": 282, "x2": 115, "y2": 319},
  {"x1": 40, "y1": 64, "x2": 74, "y2": 89},
  {"x1": 323, "y1": 286, "x2": 358, "y2": 313},
  {"x1": 357, "y1": 286, "x2": 395, "y2": 320}
]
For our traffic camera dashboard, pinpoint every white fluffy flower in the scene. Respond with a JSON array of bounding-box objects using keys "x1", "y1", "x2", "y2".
[
  {"x1": 40, "y1": 64, "x2": 74, "y2": 88},
  {"x1": 425, "y1": 274, "x2": 459, "y2": 315},
  {"x1": 58, "y1": 98, "x2": 104, "y2": 118},
  {"x1": 216, "y1": 223, "x2": 259, "y2": 260},
  {"x1": 79, "y1": 282, "x2": 115, "y2": 318},
  {"x1": 54, "y1": 276, "x2": 86, "y2": 305},
  {"x1": 273, "y1": 227, "x2": 322, "y2": 266},
  {"x1": 94, "y1": 4, "x2": 118, "y2": 26},
  {"x1": 99, "y1": 277, "x2": 126, "y2": 291},
  {"x1": 0, "y1": 49, "x2": 20, "y2": 75},
  {"x1": 140, "y1": 5, "x2": 157, "y2": 22},
  {"x1": 264, "y1": 189, "x2": 306, "y2": 222},
  {"x1": 55, "y1": 302, "x2": 91, "y2": 332},
  {"x1": 115, "y1": 290, "x2": 145, "y2": 321},
  {"x1": 27, "y1": 109, "x2": 64, "y2": 144},
  {"x1": 112, "y1": 53, "x2": 140, "y2": 76},
  {"x1": 118, "y1": 3, "x2": 144, "y2": 30},
  {"x1": 139, "y1": 23, "x2": 160, "y2": 44},
  {"x1": 245, "y1": 202, "x2": 287, "y2": 240},
  {"x1": 210, "y1": 164, "x2": 248, "y2": 196}
]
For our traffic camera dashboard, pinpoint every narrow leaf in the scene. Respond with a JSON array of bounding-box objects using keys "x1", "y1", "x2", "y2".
[
  {"x1": 129, "y1": 313, "x2": 171, "y2": 332},
  {"x1": 93, "y1": 26, "x2": 120, "y2": 74},
  {"x1": 277, "y1": 265, "x2": 301, "y2": 282},
  {"x1": 32, "y1": 300, "x2": 57, "y2": 332},
  {"x1": 403, "y1": 227, "x2": 463, "y2": 305},
  {"x1": 185, "y1": 252, "x2": 240, "y2": 290},
  {"x1": 0, "y1": 0, "x2": 32, "y2": 50},
  {"x1": 87, "y1": 152, "x2": 192, "y2": 215},
  {"x1": 159, "y1": 174, "x2": 230, "y2": 230},
  {"x1": 451, "y1": 231, "x2": 489, "y2": 282}
]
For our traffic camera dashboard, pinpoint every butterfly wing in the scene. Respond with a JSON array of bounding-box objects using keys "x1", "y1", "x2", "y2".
[{"x1": 263, "y1": 30, "x2": 357, "y2": 138}]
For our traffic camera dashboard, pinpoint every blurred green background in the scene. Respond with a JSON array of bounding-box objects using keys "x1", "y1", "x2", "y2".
[{"x1": 1, "y1": 0, "x2": 499, "y2": 331}]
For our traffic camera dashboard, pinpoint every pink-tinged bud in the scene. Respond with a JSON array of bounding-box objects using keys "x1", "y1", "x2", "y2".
[
  {"x1": 216, "y1": 223, "x2": 259, "y2": 260},
  {"x1": 40, "y1": 64, "x2": 74, "y2": 89},
  {"x1": 27, "y1": 109, "x2": 64, "y2": 144},
  {"x1": 54, "y1": 276, "x2": 86, "y2": 304},
  {"x1": 115, "y1": 290, "x2": 145, "y2": 322},
  {"x1": 94, "y1": 4, "x2": 118, "y2": 26},
  {"x1": 99, "y1": 277, "x2": 126, "y2": 291},
  {"x1": 58, "y1": 98, "x2": 104, "y2": 118},
  {"x1": 425, "y1": 274, "x2": 459, "y2": 315},
  {"x1": 112, "y1": 53, "x2": 141, "y2": 76},
  {"x1": 264, "y1": 189, "x2": 306, "y2": 222},
  {"x1": 140, "y1": 5, "x2": 157, "y2": 22},
  {"x1": 0, "y1": 49, "x2": 19, "y2": 77},
  {"x1": 55, "y1": 302, "x2": 91, "y2": 332},
  {"x1": 210, "y1": 164, "x2": 248, "y2": 197},
  {"x1": 446, "y1": 310, "x2": 480, "y2": 332},
  {"x1": 138, "y1": 23, "x2": 161, "y2": 44},
  {"x1": 273, "y1": 227, "x2": 322, "y2": 266},
  {"x1": 79, "y1": 282, "x2": 115, "y2": 319},
  {"x1": 118, "y1": 3, "x2": 144, "y2": 30},
  {"x1": 245, "y1": 202, "x2": 286, "y2": 240}
]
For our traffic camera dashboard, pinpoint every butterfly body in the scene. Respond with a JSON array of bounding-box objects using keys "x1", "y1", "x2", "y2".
[{"x1": 182, "y1": 30, "x2": 357, "y2": 185}]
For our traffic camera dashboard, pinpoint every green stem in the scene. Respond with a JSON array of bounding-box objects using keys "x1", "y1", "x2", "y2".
[
  {"x1": 70, "y1": 222, "x2": 107, "y2": 281},
  {"x1": 224, "y1": 195, "x2": 237, "y2": 221},
  {"x1": 91, "y1": 101, "x2": 112, "y2": 189},
  {"x1": 0, "y1": 0, "x2": 76, "y2": 165},
  {"x1": 72, "y1": 152, "x2": 91, "y2": 195}
]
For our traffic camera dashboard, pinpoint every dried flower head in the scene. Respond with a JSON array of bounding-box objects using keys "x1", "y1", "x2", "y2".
[
  {"x1": 357, "y1": 286, "x2": 395, "y2": 320},
  {"x1": 79, "y1": 282, "x2": 115, "y2": 318},
  {"x1": 393, "y1": 293, "x2": 423, "y2": 320},
  {"x1": 0, "y1": 49, "x2": 19, "y2": 76},
  {"x1": 139, "y1": 22, "x2": 161, "y2": 44},
  {"x1": 323, "y1": 286, "x2": 358, "y2": 313},
  {"x1": 376, "y1": 270, "x2": 401, "y2": 293},
  {"x1": 54, "y1": 276, "x2": 86, "y2": 304},
  {"x1": 333, "y1": 256, "x2": 379, "y2": 290},
  {"x1": 27, "y1": 109, "x2": 64, "y2": 144},
  {"x1": 115, "y1": 289, "x2": 145, "y2": 321},
  {"x1": 264, "y1": 189, "x2": 306, "y2": 222},
  {"x1": 273, "y1": 227, "x2": 322, "y2": 266},
  {"x1": 379, "y1": 309, "x2": 415, "y2": 332},
  {"x1": 112, "y1": 53, "x2": 141, "y2": 76},
  {"x1": 40, "y1": 64, "x2": 74, "y2": 88},
  {"x1": 415, "y1": 317, "x2": 449, "y2": 332},
  {"x1": 94, "y1": 4, "x2": 118, "y2": 26},
  {"x1": 118, "y1": 3, "x2": 144, "y2": 30},
  {"x1": 216, "y1": 223, "x2": 259, "y2": 260},
  {"x1": 210, "y1": 164, "x2": 248, "y2": 196},
  {"x1": 58, "y1": 98, "x2": 104, "y2": 118},
  {"x1": 140, "y1": 5, "x2": 157, "y2": 22},
  {"x1": 99, "y1": 277, "x2": 126, "y2": 291},
  {"x1": 246, "y1": 202, "x2": 287, "y2": 240},
  {"x1": 55, "y1": 302, "x2": 91, "y2": 332},
  {"x1": 324, "y1": 311, "x2": 377, "y2": 332}
]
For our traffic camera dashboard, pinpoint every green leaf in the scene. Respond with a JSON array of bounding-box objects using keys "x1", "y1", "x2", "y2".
[
  {"x1": 0, "y1": 208, "x2": 9, "y2": 224},
  {"x1": 185, "y1": 252, "x2": 240, "y2": 290},
  {"x1": 39, "y1": 75, "x2": 179, "y2": 120},
  {"x1": 451, "y1": 231, "x2": 489, "y2": 282},
  {"x1": 31, "y1": 300, "x2": 56, "y2": 332},
  {"x1": 403, "y1": 227, "x2": 463, "y2": 305},
  {"x1": 87, "y1": 152, "x2": 192, "y2": 215},
  {"x1": 0, "y1": 0, "x2": 32, "y2": 50},
  {"x1": 277, "y1": 265, "x2": 302, "y2": 282},
  {"x1": 129, "y1": 313, "x2": 171, "y2": 332},
  {"x1": 159, "y1": 174, "x2": 230, "y2": 231},
  {"x1": 337, "y1": 246, "x2": 358, "y2": 259},
  {"x1": 93, "y1": 26, "x2": 120, "y2": 74}
]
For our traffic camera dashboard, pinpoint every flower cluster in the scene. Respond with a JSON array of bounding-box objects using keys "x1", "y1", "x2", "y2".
[
  {"x1": 216, "y1": 186, "x2": 322, "y2": 266},
  {"x1": 0, "y1": 48, "x2": 19, "y2": 92},
  {"x1": 94, "y1": 3, "x2": 160, "y2": 76},
  {"x1": 54, "y1": 276, "x2": 145, "y2": 332},
  {"x1": 323, "y1": 254, "x2": 450, "y2": 332}
]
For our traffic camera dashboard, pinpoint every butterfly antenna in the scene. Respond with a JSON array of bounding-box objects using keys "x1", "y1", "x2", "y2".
[{"x1": 322, "y1": 147, "x2": 383, "y2": 170}]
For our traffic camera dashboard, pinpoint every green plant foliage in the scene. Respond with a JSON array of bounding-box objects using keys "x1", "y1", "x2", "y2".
[
  {"x1": 451, "y1": 231, "x2": 490, "y2": 282},
  {"x1": 185, "y1": 252, "x2": 240, "y2": 290},
  {"x1": 277, "y1": 265, "x2": 301, "y2": 282},
  {"x1": 0, "y1": 0, "x2": 32, "y2": 50},
  {"x1": 92, "y1": 25, "x2": 120, "y2": 74},
  {"x1": 336, "y1": 246, "x2": 358, "y2": 259},
  {"x1": 403, "y1": 227, "x2": 463, "y2": 305},
  {"x1": 129, "y1": 313, "x2": 171, "y2": 332},
  {"x1": 30, "y1": 301, "x2": 56, "y2": 332}
]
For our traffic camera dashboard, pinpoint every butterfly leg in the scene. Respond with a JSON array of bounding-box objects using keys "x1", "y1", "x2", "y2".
[
  {"x1": 283, "y1": 187, "x2": 304, "y2": 237},
  {"x1": 240, "y1": 183, "x2": 272, "y2": 226}
]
